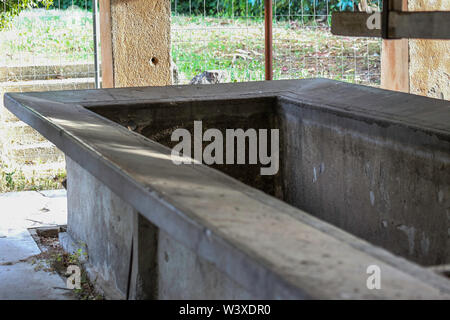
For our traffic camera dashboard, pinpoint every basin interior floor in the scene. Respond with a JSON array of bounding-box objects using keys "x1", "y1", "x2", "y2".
[{"x1": 0, "y1": 190, "x2": 75, "y2": 300}]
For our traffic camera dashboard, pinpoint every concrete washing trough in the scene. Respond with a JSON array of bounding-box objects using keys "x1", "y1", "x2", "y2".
[{"x1": 4, "y1": 79, "x2": 450, "y2": 299}]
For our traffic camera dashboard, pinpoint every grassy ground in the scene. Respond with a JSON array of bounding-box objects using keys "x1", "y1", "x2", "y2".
[
  {"x1": 172, "y1": 15, "x2": 381, "y2": 85},
  {"x1": 0, "y1": 8, "x2": 95, "y2": 66}
]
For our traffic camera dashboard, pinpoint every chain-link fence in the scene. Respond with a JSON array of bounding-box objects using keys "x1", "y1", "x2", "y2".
[
  {"x1": 1, "y1": 1, "x2": 382, "y2": 93},
  {"x1": 171, "y1": 1, "x2": 266, "y2": 83},
  {"x1": 172, "y1": 0, "x2": 382, "y2": 86}
]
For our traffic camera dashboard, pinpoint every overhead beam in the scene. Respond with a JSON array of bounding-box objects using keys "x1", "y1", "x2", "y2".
[{"x1": 331, "y1": 11, "x2": 450, "y2": 39}]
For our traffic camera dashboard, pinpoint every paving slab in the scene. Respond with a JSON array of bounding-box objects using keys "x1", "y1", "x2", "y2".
[
  {"x1": 0, "y1": 189, "x2": 67, "y2": 234},
  {"x1": 0, "y1": 190, "x2": 75, "y2": 300},
  {"x1": 0, "y1": 262, "x2": 74, "y2": 300},
  {"x1": 0, "y1": 230, "x2": 40, "y2": 264}
]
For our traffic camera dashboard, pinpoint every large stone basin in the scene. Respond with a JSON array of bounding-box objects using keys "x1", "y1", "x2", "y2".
[{"x1": 4, "y1": 79, "x2": 450, "y2": 299}]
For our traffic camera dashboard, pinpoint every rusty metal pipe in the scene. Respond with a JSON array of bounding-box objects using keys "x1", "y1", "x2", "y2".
[{"x1": 264, "y1": 0, "x2": 273, "y2": 81}]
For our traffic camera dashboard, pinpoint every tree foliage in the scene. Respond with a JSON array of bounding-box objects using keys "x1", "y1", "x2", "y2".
[
  {"x1": 0, "y1": 0, "x2": 53, "y2": 29},
  {"x1": 1, "y1": 0, "x2": 375, "y2": 31},
  {"x1": 48, "y1": 0, "x2": 92, "y2": 11}
]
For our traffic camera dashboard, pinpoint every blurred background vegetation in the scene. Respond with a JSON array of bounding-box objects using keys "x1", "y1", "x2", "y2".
[
  {"x1": 172, "y1": 0, "x2": 364, "y2": 18},
  {"x1": 1, "y1": 0, "x2": 381, "y2": 29}
]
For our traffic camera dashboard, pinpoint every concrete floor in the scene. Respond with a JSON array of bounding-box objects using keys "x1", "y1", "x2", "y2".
[{"x1": 0, "y1": 190, "x2": 75, "y2": 300}]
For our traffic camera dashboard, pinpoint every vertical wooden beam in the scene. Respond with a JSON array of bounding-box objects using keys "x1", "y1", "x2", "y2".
[
  {"x1": 381, "y1": 0, "x2": 409, "y2": 92},
  {"x1": 264, "y1": 0, "x2": 273, "y2": 81},
  {"x1": 99, "y1": 0, "x2": 114, "y2": 88}
]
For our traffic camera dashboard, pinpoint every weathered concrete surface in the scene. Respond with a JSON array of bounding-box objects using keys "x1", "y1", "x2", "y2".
[
  {"x1": 110, "y1": 0, "x2": 171, "y2": 87},
  {"x1": 279, "y1": 98, "x2": 450, "y2": 266},
  {"x1": 66, "y1": 156, "x2": 253, "y2": 299},
  {"x1": 157, "y1": 229, "x2": 253, "y2": 299},
  {"x1": 91, "y1": 93, "x2": 450, "y2": 266},
  {"x1": 0, "y1": 190, "x2": 67, "y2": 235},
  {"x1": 90, "y1": 97, "x2": 282, "y2": 198},
  {"x1": 66, "y1": 156, "x2": 135, "y2": 299},
  {"x1": 0, "y1": 190, "x2": 74, "y2": 300},
  {"x1": 0, "y1": 230, "x2": 41, "y2": 264},
  {"x1": 408, "y1": 0, "x2": 450, "y2": 99},
  {"x1": 5, "y1": 79, "x2": 450, "y2": 299},
  {"x1": 0, "y1": 262, "x2": 75, "y2": 300}
]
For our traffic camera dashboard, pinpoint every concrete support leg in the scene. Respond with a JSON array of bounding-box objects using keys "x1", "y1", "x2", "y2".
[{"x1": 66, "y1": 156, "x2": 139, "y2": 299}]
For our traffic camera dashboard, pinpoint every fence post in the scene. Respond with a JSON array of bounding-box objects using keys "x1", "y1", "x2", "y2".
[
  {"x1": 264, "y1": 0, "x2": 273, "y2": 81},
  {"x1": 381, "y1": 0, "x2": 409, "y2": 92},
  {"x1": 99, "y1": 0, "x2": 114, "y2": 88}
]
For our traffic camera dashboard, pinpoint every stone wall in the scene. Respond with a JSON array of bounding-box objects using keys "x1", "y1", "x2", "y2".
[{"x1": 409, "y1": 0, "x2": 450, "y2": 99}]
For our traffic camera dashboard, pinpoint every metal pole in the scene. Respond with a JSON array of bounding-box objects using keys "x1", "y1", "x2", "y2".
[
  {"x1": 93, "y1": 0, "x2": 101, "y2": 88},
  {"x1": 264, "y1": 0, "x2": 273, "y2": 81}
]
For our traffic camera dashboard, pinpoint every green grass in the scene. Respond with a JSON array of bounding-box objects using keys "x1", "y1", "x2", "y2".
[
  {"x1": 172, "y1": 15, "x2": 381, "y2": 85},
  {"x1": 1, "y1": 9, "x2": 381, "y2": 85}
]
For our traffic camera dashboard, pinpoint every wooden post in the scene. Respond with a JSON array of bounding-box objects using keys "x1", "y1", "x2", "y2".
[
  {"x1": 264, "y1": 0, "x2": 273, "y2": 81},
  {"x1": 381, "y1": 0, "x2": 409, "y2": 92},
  {"x1": 99, "y1": 0, "x2": 114, "y2": 88}
]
